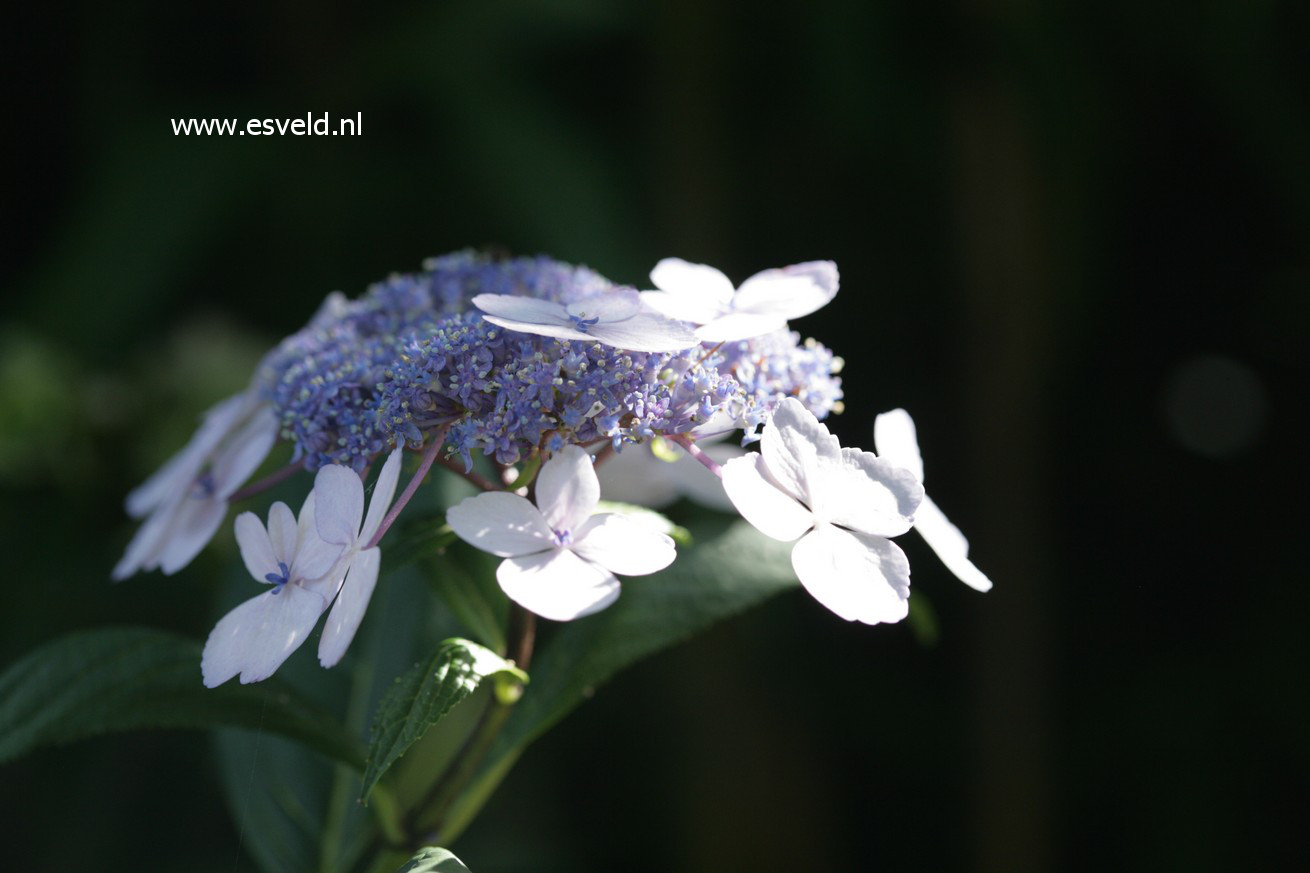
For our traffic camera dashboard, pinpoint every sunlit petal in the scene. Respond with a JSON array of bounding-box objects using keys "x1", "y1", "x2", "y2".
[
  {"x1": 873, "y1": 408, "x2": 925, "y2": 482},
  {"x1": 914, "y1": 495, "x2": 993, "y2": 592},
  {"x1": 721, "y1": 453, "x2": 814, "y2": 542},
  {"x1": 733, "y1": 260, "x2": 839, "y2": 321},
  {"x1": 790, "y1": 524, "x2": 910, "y2": 625},
  {"x1": 649, "y1": 258, "x2": 736, "y2": 308},
  {"x1": 761, "y1": 397, "x2": 841, "y2": 505},
  {"x1": 497, "y1": 549, "x2": 621, "y2": 621},
  {"x1": 535, "y1": 445, "x2": 600, "y2": 534},
  {"x1": 447, "y1": 492, "x2": 555, "y2": 557},
  {"x1": 813, "y1": 448, "x2": 922, "y2": 537},
  {"x1": 572, "y1": 513, "x2": 676, "y2": 576}
]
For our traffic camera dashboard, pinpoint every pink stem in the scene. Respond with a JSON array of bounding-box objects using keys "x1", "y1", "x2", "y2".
[
  {"x1": 668, "y1": 433, "x2": 723, "y2": 478},
  {"x1": 366, "y1": 429, "x2": 447, "y2": 549},
  {"x1": 436, "y1": 456, "x2": 499, "y2": 493},
  {"x1": 227, "y1": 462, "x2": 301, "y2": 502},
  {"x1": 591, "y1": 442, "x2": 616, "y2": 470}
]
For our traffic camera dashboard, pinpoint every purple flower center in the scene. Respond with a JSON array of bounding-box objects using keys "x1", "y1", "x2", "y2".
[
  {"x1": 567, "y1": 313, "x2": 600, "y2": 333},
  {"x1": 264, "y1": 561, "x2": 291, "y2": 593}
]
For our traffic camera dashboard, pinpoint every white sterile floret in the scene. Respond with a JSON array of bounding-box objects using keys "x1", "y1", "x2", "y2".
[
  {"x1": 640, "y1": 257, "x2": 839, "y2": 343},
  {"x1": 311, "y1": 446, "x2": 405, "y2": 667},
  {"x1": 201, "y1": 494, "x2": 344, "y2": 686},
  {"x1": 721, "y1": 398, "x2": 924, "y2": 624},
  {"x1": 114, "y1": 391, "x2": 278, "y2": 581},
  {"x1": 447, "y1": 444, "x2": 677, "y2": 621},
  {"x1": 472, "y1": 288, "x2": 699, "y2": 353},
  {"x1": 874, "y1": 409, "x2": 993, "y2": 593},
  {"x1": 596, "y1": 436, "x2": 742, "y2": 512}
]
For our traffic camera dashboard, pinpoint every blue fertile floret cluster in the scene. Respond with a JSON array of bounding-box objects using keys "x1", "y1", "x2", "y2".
[{"x1": 254, "y1": 250, "x2": 843, "y2": 471}]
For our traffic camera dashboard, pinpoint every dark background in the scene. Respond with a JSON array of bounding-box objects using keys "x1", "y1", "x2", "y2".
[{"x1": 3, "y1": 1, "x2": 1306, "y2": 871}]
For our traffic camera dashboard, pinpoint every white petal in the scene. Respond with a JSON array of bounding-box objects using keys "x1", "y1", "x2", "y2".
[
  {"x1": 479, "y1": 313, "x2": 594, "y2": 343},
  {"x1": 873, "y1": 408, "x2": 925, "y2": 482},
  {"x1": 760, "y1": 397, "x2": 841, "y2": 505},
  {"x1": 112, "y1": 502, "x2": 176, "y2": 580},
  {"x1": 318, "y1": 547, "x2": 381, "y2": 667},
  {"x1": 447, "y1": 492, "x2": 555, "y2": 557},
  {"x1": 649, "y1": 258, "x2": 736, "y2": 308},
  {"x1": 670, "y1": 442, "x2": 743, "y2": 511},
  {"x1": 572, "y1": 513, "x2": 676, "y2": 576},
  {"x1": 812, "y1": 448, "x2": 922, "y2": 537},
  {"x1": 690, "y1": 409, "x2": 742, "y2": 440},
  {"x1": 360, "y1": 446, "x2": 404, "y2": 544},
  {"x1": 201, "y1": 583, "x2": 327, "y2": 687},
  {"x1": 535, "y1": 445, "x2": 600, "y2": 534},
  {"x1": 125, "y1": 392, "x2": 252, "y2": 518},
  {"x1": 212, "y1": 406, "x2": 278, "y2": 498},
  {"x1": 565, "y1": 290, "x2": 641, "y2": 322},
  {"x1": 235, "y1": 511, "x2": 279, "y2": 582},
  {"x1": 290, "y1": 492, "x2": 344, "y2": 581},
  {"x1": 157, "y1": 498, "x2": 228, "y2": 575},
  {"x1": 694, "y1": 312, "x2": 790, "y2": 343},
  {"x1": 733, "y1": 261, "x2": 839, "y2": 320},
  {"x1": 790, "y1": 524, "x2": 910, "y2": 625},
  {"x1": 314, "y1": 464, "x2": 365, "y2": 546},
  {"x1": 594, "y1": 444, "x2": 682, "y2": 509},
  {"x1": 587, "y1": 311, "x2": 700, "y2": 352},
  {"x1": 721, "y1": 454, "x2": 814, "y2": 542},
  {"x1": 266, "y1": 502, "x2": 298, "y2": 565},
  {"x1": 638, "y1": 290, "x2": 728, "y2": 326},
  {"x1": 497, "y1": 549, "x2": 621, "y2": 621},
  {"x1": 472, "y1": 294, "x2": 570, "y2": 325},
  {"x1": 914, "y1": 495, "x2": 993, "y2": 592}
]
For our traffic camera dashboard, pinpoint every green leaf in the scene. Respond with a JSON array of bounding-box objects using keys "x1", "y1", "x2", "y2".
[
  {"x1": 214, "y1": 563, "x2": 451, "y2": 873},
  {"x1": 594, "y1": 499, "x2": 692, "y2": 545},
  {"x1": 395, "y1": 847, "x2": 472, "y2": 873},
  {"x1": 362, "y1": 638, "x2": 527, "y2": 802},
  {"x1": 906, "y1": 590, "x2": 940, "y2": 648},
  {"x1": 0, "y1": 626, "x2": 363, "y2": 768},
  {"x1": 426, "y1": 541, "x2": 509, "y2": 653},
  {"x1": 441, "y1": 514, "x2": 798, "y2": 840}
]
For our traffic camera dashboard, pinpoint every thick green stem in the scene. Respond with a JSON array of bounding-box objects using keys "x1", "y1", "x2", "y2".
[{"x1": 405, "y1": 606, "x2": 536, "y2": 847}]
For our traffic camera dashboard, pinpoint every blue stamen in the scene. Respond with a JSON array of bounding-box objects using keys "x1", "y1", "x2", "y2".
[
  {"x1": 567, "y1": 313, "x2": 600, "y2": 333},
  {"x1": 191, "y1": 472, "x2": 216, "y2": 499},
  {"x1": 264, "y1": 561, "x2": 291, "y2": 594},
  {"x1": 552, "y1": 528, "x2": 573, "y2": 547}
]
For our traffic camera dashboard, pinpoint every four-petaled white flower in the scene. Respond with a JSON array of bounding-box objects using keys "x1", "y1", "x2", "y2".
[
  {"x1": 874, "y1": 409, "x2": 993, "y2": 593},
  {"x1": 201, "y1": 494, "x2": 344, "y2": 686},
  {"x1": 115, "y1": 390, "x2": 278, "y2": 581},
  {"x1": 640, "y1": 258, "x2": 839, "y2": 343},
  {"x1": 312, "y1": 446, "x2": 405, "y2": 667},
  {"x1": 447, "y1": 445, "x2": 677, "y2": 621},
  {"x1": 721, "y1": 398, "x2": 924, "y2": 624},
  {"x1": 472, "y1": 288, "x2": 699, "y2": 353}
]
